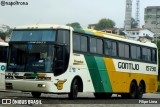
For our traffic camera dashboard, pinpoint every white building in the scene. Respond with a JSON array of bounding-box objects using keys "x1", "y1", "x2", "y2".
[{"x1": 123, "y1": 28, "x2": 154, "y2": 40}]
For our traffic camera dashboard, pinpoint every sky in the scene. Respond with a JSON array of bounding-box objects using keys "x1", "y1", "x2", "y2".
[{"x1": 0, "y1": 0, "x2": 160, "y2": 28}]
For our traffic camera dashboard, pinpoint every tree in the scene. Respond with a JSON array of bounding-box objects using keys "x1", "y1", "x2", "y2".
[
  {"x1": 66, "y1": 22, "x2": 82, "y2": 29},
  {"x1": 0, "y1": 25, "x2": 12, "y2": 41},
  {"x1": 94, "y1": 18, "x2": 115, "y2": 30},
  {"x1": 131, "y1": 18, "x2": 138, "y2": 28}
]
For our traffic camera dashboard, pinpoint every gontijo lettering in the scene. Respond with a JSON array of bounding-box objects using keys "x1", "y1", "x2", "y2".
[{"x1": 118, "y1": 62, "x2": 139, "y2": 70}]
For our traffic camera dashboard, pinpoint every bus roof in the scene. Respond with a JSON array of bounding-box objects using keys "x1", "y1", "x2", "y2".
[{"x1": 14, "y1": 24, "x2": 157, "y2": 48}]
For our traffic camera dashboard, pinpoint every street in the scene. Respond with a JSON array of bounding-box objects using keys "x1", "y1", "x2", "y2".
[{"x1": 0, "y1": 91, "x2": 160, "y2": 106}]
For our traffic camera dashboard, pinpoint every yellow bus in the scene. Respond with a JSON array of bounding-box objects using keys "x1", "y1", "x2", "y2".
[{"x1": 5, "y1": 24, "x2": 158, "y2": 99}]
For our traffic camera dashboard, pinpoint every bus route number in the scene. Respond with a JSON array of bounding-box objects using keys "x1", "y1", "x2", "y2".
[{"x1": 146, "y1": 66, "x2": 156, "y2": 72}]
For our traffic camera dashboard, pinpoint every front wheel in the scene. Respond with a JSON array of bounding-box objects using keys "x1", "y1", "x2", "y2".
[
  {"x1": 68, "y1": 79, "x2": 78, "y2": 100},
  {"x1": 31, "y1": 92, "x2": 41, "y2": 98}
]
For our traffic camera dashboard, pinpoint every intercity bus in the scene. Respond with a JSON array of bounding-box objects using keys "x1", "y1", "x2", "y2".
[
  {"x1": 0, "y1": 42, "x2": 8, "y2": 90},
  {"x1": 5, "y1": 24, "x2": 158, "y2": 99}
]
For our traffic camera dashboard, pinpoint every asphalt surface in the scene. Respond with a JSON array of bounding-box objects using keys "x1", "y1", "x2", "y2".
[{"x1": 0, "y1": 91, "x2": 160, "y2": 106}]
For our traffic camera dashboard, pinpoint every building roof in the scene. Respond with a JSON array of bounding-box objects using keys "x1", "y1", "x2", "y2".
[
  {"x1": 126, "y1": 28, "x2": 144, "y2": 31},
  {"x1": 88, "y1": 24, "x2": 97, "y2": 26},
  {"x1": 146, "y1": 6, "x2": 160, "y2": 9},
  {"x1": 102, "y1": 28, "x2": 124, "y2": 31}
]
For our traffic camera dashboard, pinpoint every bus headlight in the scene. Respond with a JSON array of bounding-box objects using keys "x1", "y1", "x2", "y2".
[{"x1": 37, "y1": 84, "x2": 46, "y2": 88}]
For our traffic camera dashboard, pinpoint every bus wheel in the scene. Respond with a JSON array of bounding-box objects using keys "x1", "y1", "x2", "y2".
[
  {"x1": 137, "y1": 83, "x2": 144, "y2": 99},
  {"x1": 129, "y1": 82, "x2": 137, "y2": 99},
  {"x1": 94, "y1": 93, "x2": 112, "y2": 99},
  {"x1": 68, "y1": 79, "x2": 78, "y2": 100},
  {"x1": 31, "y1": 92, "x2": 41, "y2": 98}
]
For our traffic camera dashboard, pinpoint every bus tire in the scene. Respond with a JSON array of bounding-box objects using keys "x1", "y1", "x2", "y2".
[
  {"x1": 68, "y1": 79, "x2": 78, "y2": 100},
  {"x1": 129, "y1": 82, "x2": 137, "y2": 99},
  {"x1": 31, "y1": 92, "x2": 41, "y2": 98},
  {"x1": 137, "y1": 82, "x2": 144, "y2": 99},
  {"x1": 94, "y1": 93, "x2": 112, "y2": 99}
]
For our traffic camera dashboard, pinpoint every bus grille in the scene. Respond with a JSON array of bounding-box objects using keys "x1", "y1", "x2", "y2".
[{"x1": 6, "y1": 83, "x2": 13, "y2": 89}]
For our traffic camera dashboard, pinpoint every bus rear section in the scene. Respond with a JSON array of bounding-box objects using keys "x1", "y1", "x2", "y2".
[{"x1": 0, "y1": 42, "x2": 8, "y2": 91}]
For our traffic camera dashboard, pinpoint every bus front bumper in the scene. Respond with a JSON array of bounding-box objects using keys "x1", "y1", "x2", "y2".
[{"x1": 5, "y1": 79, "x2": 56, "y2": 93}]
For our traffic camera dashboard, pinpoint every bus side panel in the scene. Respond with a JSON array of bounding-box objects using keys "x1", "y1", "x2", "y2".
[
  {"x1": 104, "y1": 58, "x2": 130, "y2": 93},
  {"x1": 84, "y1": 55, "x2": 112, "y2": 92},
  {"x1": 0, "y1": 63, "x2": 6, "y2": 90}
]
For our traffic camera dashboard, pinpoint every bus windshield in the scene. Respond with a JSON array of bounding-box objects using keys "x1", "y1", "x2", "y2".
[
  {"x1": 7, "y1": 43, "x2": 54, "y2": 73},
  {"x1": 10, "y1": 30, "x2": 56, "y2": 42}
]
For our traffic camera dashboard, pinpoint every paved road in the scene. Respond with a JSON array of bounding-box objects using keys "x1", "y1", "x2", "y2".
[{"x1": 0, "y1": 91, "x2": 160, "y2": 106}]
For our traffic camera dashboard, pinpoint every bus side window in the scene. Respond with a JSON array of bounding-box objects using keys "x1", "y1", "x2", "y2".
[
  {"x1": 57, "y1": 30, "x2": 70, "y2": 44},
  {"x1": 0, "y1": 46, "x2": 8, "y2": 63}
]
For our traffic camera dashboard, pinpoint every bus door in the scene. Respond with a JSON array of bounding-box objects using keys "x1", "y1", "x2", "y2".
[{"x1": 54, "y1": 44, "x2": 69, "y2": 76}]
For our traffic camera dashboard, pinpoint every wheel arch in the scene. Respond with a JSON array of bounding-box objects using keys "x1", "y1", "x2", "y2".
[
  {"x1": 70, "y1": 76, "x2": 83, "y2": 92},
  {"x1": 139, "y1": 80, "x2": 146, "y2": 93}
]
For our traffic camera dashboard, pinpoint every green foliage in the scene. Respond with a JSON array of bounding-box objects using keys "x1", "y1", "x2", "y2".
[
  {"x1": 66, "y1": 22, "x2": 82, "y2": 29},
  {"x1": 95, "y1": 18, "x2": 115, "y2": 30},
  {"x1": 0, "y1": 29, "x2": 12, "y2": 40},
  {"x1": 131, "y1": 18, "x2": 138, "y2": 28}
]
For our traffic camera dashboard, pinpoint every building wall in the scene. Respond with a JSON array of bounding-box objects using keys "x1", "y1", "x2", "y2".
[
  {"x1": 124, "y1": 0, "x2": 132, "y2": 29},
  {"x1": 144, "y1": 6, "x2": 160, "y2": 37},
  {"x1": 124, "y1": 29, "x2": 154, "y2": 40}
]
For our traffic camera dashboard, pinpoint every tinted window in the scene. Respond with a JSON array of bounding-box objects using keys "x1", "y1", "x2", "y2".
[
  {"x1": 90, "y1": 38, "x2": 97, "y2": 53},
  {"x1": 0, "y1": 46, "x2": 8, "y2": 63},
  {"x1": 104, "y1": 40, "x2": 112, "y2": 56},
  {"x1": 137, "y1": 47, "x2": 141, "y2": 59},
  {"x1": 57, "y1": 30, "x2": 70, "y2": 44},
  {"x1": 125, "y1": 44, "x2": 129, "y2": 58},
  {"x1": 97, "y1": 39, "x2": 103, "y2": 54},
  {"x1": 152, "y1": 49, "x2": 157, "y2": 62},
  {"x1": 131, "y1": 45, "x2": 137, "y2": 59},
  {"x1": 118, "y1": 43, "x2": 125, "y2": 57},
  {"x1": 147, "y1": 49, "x2": 151, "y2": 61},
  {"x1": 11, "y1": 30, "x2": 56, "y2": 42},
  {"x1": 81, "y1": 36, "x2": 87, "y2": 52},
  {"x1": 73, "y1": 34, "x2": 80, "y2": 51},
  {"x1": 142, "y1": 47, "x2": 147, "y2": 61},
  {"x1": 112, "y1": 42, "x2": 117, "y2": 56}
]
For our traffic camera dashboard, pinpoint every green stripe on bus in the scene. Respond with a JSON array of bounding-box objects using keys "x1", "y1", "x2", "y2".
[{"x1": 84, "y1": 55, "x2": 112, "y2": 92}]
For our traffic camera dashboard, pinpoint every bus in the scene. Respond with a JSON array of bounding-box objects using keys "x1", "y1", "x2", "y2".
[
  {"x1": 0, "y1": 42, "x2": 8, "y2": 91},
  {"x1": 5, "y1": 24, "x2": 158, "y2": 99}
]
